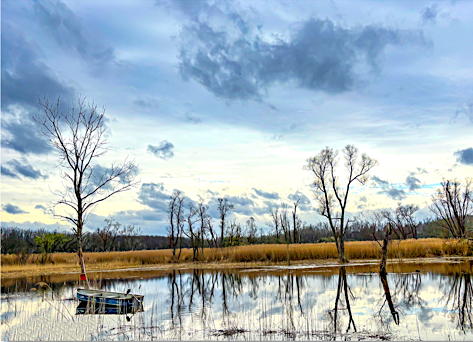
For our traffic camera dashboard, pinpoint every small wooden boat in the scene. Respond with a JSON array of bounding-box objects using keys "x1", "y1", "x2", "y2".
[{"x1": 76, "y1": 288, "x2": 143, "y2": 307}]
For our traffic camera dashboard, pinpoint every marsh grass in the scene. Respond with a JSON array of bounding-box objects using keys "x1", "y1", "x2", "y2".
[{"x1": 1, "y1": 238, "x2": 472, "y2": 269}]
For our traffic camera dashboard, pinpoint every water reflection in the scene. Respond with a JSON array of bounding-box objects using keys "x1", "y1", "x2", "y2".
[
  {"x1": 444, "y1": 273, "x2": 473, "y2": 331},
  {"x1": 3, "y1": 261, "x2": 473, "y2": 340},
  {"x1": 76, "y1": 301, "x2": 144, "y2": 316},
  {"x1": 330, "y1": 267, "x2": 356, "y2": 335}
]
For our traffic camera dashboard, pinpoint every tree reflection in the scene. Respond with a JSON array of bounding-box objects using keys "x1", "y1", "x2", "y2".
[
  {"x1": 394, "y1": 272, "x2": 424, "y2": 308},
  {"x1": 378, "y1": 272, "x2": 400, "y2": 326},
  {"x1": 330, "y1": 267, "x2": 356, "y2": 335},
  {"x1": 444, "y1": 273, "x2": 473, "y2": 331}
]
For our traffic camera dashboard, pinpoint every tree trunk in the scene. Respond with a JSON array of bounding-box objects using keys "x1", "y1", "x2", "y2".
[
  {"x1": 77, "y1": 235, "x2": 89, "y2": 288},
  {"x1": 338, "y1": 238, "x2": 347, "y2": 263}
]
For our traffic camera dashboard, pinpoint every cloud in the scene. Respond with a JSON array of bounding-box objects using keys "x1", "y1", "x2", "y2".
[
  {"x1": 455, "y1": 147, "x2": 473, "y2": 165},
  {"x1": 372, "y1": 176, "x2": 406, "y2": 200},
  {"x1": 421, "y1": 4, "x2": 438, "y2": 24},
  {"x1": 147, "y1": 141, "x2": 175, "y2": 159},
  {"x1": 1, "y1": 166, "x2": 18, "y2": 178},
  {"x1": 2, "y1": 119, "x2": 52, "y2": 155},
  {"x1": 35, "y1": 204, "x2": 47, "y2": 211},
  {"x1": 133, "y1": 97, "x2": 160, "y2": 109},
  {"x1": 1, "y1": 159, "x2": 47, "y2": 180},
  {"x1": 184, "y1": 113, "x2": 203, "y2": 124},
  {"x1": 405, "y1": 175, "x2": 421, "y2": 191},
  {"x1": 177, "y1": 1, "x2": 422, "y2": 100},
  {"x1": 138, "y1": 183, "x2": 170, "y2": 212},
  {"x1": 2, "y1": 203, "x2": 28, "y2": 214},
  {"x1": 1, "y1": 11, "x2": 74, "y2": 155},
  {"x1": 1, "y1": 22, "x2": 74, "y2": 111},
  {"x1": 253, "y1": 188, "x2": 279, "y2": 200},
  {"x1": 287, "y1": 191, "x2": 312, "y2": 211},
  {"x1": 88, "y1": 164, "x2": 139, "y2": 190},
  {"x1": 32, "y1": 0, "x2": 116, "y2": 68}
]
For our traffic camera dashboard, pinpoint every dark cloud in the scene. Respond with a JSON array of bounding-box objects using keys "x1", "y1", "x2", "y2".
[
  {"x1": 1, "y1": 166, "x2": 18, "y2": 178},
  {"x1": 372, "y1": 176, "x2": 406, "y2": 200},
  {"x1": 2, "y1": 119, "x2": 52, "y2": 155},
  {"x1": 287, "y1": 191, "x2": 312, "y2": 211},
  {"x1": 147, "y1": 141, "x2": 175, "y2": 159},
  {"x1": 2, "y1": 203, "x2": 28, "y2": 215},
  {"x1": 32, "y1": 0, "x2": 115, "y2": 68},
  {"x1": 253, "y1": 188, "x2": 279, "y2": 200},
  {"x1": 422, "y1": 4, "x2": 438, "y2": 23},
  {"x1": 35, "y1": 204, "x2": 46, "y2": 210},
  {"x1": 138, "y1": 183, "x2": 170, "y2": 212},
  {"x1": 177, "y1": 1, "x2": 421, "y2": 100},
  {"x1": 1, "y1": 22, "x2": 74, "y2": 111},
  {"x1": 455, "y1": 148, "x2": 473, "y2": 165},
  {"x1": 1, "y1": 159, "x2": 47, "y2": 180},
  {"x1": 405, "y1": 175, "x2": 421, "y2": 191},
  {"x1": 1, "y1": 9, "x2": 74, "y2": 155}
]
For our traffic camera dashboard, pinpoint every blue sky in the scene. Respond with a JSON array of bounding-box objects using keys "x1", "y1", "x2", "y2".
[{"x1": 1, "y1": 0, "x2": 472, "y2": 234}]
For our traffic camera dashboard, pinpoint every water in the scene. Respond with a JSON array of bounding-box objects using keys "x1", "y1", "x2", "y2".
[{"x1": 1, "y1": 259, "x2": 473, "y2": 340}]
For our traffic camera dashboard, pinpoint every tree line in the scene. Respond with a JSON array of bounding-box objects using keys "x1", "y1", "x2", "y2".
[{"x1": 11, "y1": 97, "x2": 469, "y2": 275}]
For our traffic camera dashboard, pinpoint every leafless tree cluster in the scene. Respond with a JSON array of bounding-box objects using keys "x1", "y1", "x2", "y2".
[
  {"x1": 379, "y1": 204, "x2": 420, "y2": 240},
  {"x1": 36, "y1": 98, "x2": 137, "y2": 284},
  {"x1": 430, "y1": 179, "x2": 472, "y2": 238},
  {"x1": 306, "y1": 145, "x2": 376, "y2": 262},
  {"x1": 270, "y1": 198, "x2": 303, "y2": 244},
  {"x1": 168, "y1": 195, "x2": 235, "y2": 260}
]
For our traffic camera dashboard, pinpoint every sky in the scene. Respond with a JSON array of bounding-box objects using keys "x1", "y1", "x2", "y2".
[{"x1": 1, "y1": 0, "x2": 472, "y2": 235}]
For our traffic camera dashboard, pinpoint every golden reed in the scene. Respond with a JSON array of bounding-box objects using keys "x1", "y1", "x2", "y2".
[{"x1": 1, "y1": 238, "x2": 471, "y2": 267}]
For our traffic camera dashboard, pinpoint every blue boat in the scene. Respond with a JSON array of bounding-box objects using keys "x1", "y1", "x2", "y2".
[
  {"x1": 76, "y1": 288, "x2": 143, "y2": 307},
  {"x1": 76, "y1": 301, "x2": 143, "y2": 315}
]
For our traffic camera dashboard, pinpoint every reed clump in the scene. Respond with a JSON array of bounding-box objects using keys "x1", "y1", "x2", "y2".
[{"x1": 1, "y1": 238, "x2": 471, "y2": 267}]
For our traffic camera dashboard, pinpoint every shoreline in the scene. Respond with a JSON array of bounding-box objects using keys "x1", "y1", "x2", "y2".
[{"x1": 2, "y1": 255, "x2": 472, "y2": 280}]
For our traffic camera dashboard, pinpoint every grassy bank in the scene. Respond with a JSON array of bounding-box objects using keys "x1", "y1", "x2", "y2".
[{"x1": 2, "y1": 238, "x2": 471, "y2": 272}]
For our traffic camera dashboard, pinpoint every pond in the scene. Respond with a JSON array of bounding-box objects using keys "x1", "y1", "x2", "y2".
[{"x1": 1, "y1": 259, "x2": 473, "y2": 341}]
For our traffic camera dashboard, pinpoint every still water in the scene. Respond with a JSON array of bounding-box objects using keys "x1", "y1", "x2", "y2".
[{"x1": 1, "y1": 260, "x2": 473, "y2": 341}]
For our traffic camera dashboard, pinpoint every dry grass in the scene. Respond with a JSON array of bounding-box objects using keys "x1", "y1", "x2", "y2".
[{"x1": 2, "y1": 238, "x2": 472, "y2": 270}]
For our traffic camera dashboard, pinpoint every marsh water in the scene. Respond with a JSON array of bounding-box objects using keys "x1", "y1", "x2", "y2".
[{"x1": 2, "y1": 259, "x2": 473, "y2": 341}]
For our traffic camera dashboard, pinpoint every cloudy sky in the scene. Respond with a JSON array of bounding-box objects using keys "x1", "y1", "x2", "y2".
[{"x1": 1, "y1": 0, "x2": 472, "y2": 235}]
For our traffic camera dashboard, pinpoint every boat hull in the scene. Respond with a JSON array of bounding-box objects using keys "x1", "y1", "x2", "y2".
[{"x1": 76, "y1": 288, "x2": 143, "y2": 307}]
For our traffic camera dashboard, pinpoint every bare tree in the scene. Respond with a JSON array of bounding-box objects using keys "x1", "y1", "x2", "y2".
[
  {"x1": 381, "y1": 204, "x2": 419, "y2": 240},
  {"x1": 291, "y1": 198, "x2": 301, "y2": 243},
  {"x1": 246, "y1": 216, "x2": 257, "y2": 244},
  {"x1": 306, "y1": 145, "x2": 376, "y2": 263},
  {"x1": 36, "y1": 98, "x2": 137, "y2": 285},
  {"x1": 184, "y1": 203, "x2": 199, "y2": 260},
  {"x1": 168, "y1": 190, "x2": 185, "y2": 260},
  {"x1": 95, "y1": 218, "x2": 121, "y2": 252},
  {"x1": 197, "y1": 200, "x2": 209, "y2": 254},
  {"x1": 430, "y1": 179, "x2": 472, "y2": 238},
  {"x1": 270, "y1": 207, "x2": 280, "y2": 241},
  {"x1": 280, "y1": 203, "x2": 291, "y2": 243},
  {"x1": 217, "y1": 198, "x2": 233, "y2": 247}
]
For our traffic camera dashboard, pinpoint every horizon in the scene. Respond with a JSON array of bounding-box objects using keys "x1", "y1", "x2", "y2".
[{"x1": 1, "y1": 0, "x2": 472, "y2": 235}]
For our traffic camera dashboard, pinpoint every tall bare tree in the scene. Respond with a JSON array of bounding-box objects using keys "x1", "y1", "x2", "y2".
[
  {"x1": 306, "y1": 145, "x2": 376, "y2": 263},
  {"x1": 291, "y1": 198, "x2": 301, "y2": 243},
  {"x1": 217, "y1": 198, "x2": 233, "y2": 247},
  {"x1": 197, "y1": 200, "x2": 209, "y2": 253},
  {"x1": 36, "y1": 98, "x2": 136, "y2": 285},
  {"x1": 270, "y1": 207, "x2": 280, "y2": 241},
  {"x1": 168, "y1": 190, "x2": 185, "y2": 260},
  {"x1": 430, "y1": 179, "x2": 472, "y2": 238}
]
